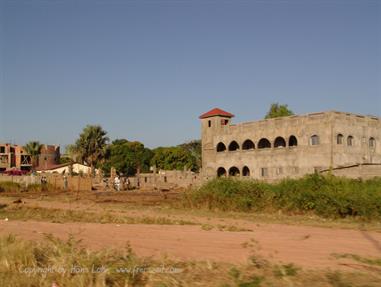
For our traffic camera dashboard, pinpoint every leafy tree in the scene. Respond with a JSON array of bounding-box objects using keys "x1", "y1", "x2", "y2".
[
  {"x1": 151, "y1": 146, "x2": 198, "y2": 172},
  {"x1": 265, "y1": 103, "x2": 294, "y2": 119},
  {"x1": 59, "y1": 156, "x2": 73, "y2": 165},
  {"x1": 178, "y1": 140, "x2": 201, "y2": 170},
  {"x1": 102, "y1": 139, "x2": 153, "y2": 176},
  {"x1": 74, "y1": 125, "x2": 109, "y2": 175},
  {"x1": 23, "y1": 141, "x2": 43, "y2": 170}
]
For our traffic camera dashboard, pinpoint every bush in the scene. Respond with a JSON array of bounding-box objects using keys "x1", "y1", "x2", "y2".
[
  {"x1": 0, "y1": 182, "x2": 22, "y2": 193},
  {"x1": 183, "y1": 175, "x2": 381, "y2": 219}
]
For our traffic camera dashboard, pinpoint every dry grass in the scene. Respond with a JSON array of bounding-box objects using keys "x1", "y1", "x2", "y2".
[
  {"x1": 1, "y1": 234, "x2": 380, "y2": 287},
  {"x1": 0, "y1": 205, "x2": 197, "y2": 226}
]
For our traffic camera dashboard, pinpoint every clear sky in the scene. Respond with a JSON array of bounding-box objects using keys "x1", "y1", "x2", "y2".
[{"x1": 1, "y1": 0, "x2": 380, "y2": 149}]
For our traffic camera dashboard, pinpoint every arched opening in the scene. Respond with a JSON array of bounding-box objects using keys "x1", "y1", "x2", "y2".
[
  {"x1": 228, "y1": 166, "x2": 240, "y2": 177},
  {"x1": 274, "y1": 137, "x2": 286, "y2": 148},
  {"x1": 289, "y1": 135, "x2": 298, "y2": 147},
  {"x1": 217, "y1": 167, "x2": 227, "y2": 177},
  {"x1": 258, "y1": 138, "x2": 271, "y2": 149},
  {"x1": 228, "y1": 141, "x2": 240, "y2": 151},
  {"x1": 242, "y1": 139, "x2": 255, "y2": 150},
  {"x1": 310, "y1": 135, "x2": 319, "y2": 145},
  {"x1": 216, "y1": 142, "x2": 226, "y2": 152},
  {"x1": 337, "y1": 134, "x2": 344, "y2": 145},
  {"x1": 347, "y1": 136, "x2": 353, "y2": 146},
  {"x1": 369, "y1": 137, "x2": 376, "y2": 148},
  {"x1": 242, "y1": 166, "x2": 250, "y2": 177}
]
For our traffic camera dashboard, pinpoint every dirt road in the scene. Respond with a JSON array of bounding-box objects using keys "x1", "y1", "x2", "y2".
[{"x1": 1, "y1": 219, "x2": 380, "y2": 271}]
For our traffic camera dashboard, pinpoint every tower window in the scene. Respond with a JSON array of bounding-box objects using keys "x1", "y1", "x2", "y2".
[
  {"x1": 337, "y1": 134, "x2": 343, "y2": 145},
  {"x1": 310, "y1": 135, "x2": 319, "y2": 145},
  {"x1": 347, "y1": 136, "x2": 353, "y2": 146},
  {"x1": 208, "y1": 120, "x2": 211, "y2": 127},
  {"x1": 369, "y1": 137, "x2": 376, "y2": 148}
]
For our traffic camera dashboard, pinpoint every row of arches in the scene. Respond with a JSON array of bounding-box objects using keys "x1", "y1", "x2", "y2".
[
  {"x1": 217, "y1": 166, "x2": 251, "y2": 177},
  {"x1": 217, "y1": 135, "x2": 298, "y2": 152}
]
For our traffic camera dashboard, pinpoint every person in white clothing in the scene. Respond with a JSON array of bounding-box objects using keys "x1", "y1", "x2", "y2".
[{"x1": 114, "y1": 176, "x2": 121, "y2": 192}]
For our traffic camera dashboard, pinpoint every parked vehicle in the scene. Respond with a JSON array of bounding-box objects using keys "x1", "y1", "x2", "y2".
[{"x1": 4, "y1": 169, "x2": 29, "y2": 176}]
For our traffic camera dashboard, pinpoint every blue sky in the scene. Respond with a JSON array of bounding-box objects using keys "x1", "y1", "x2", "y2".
[{"x1": 1, "y1": 0, "x2": 380, "y2": 149}]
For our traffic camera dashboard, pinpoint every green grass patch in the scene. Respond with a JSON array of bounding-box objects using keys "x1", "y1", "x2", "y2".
[{"x1": 183, "y1": 175, "x2": 381, "y2": 220}]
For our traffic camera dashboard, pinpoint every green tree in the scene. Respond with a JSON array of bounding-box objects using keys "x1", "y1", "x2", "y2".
[
  {"x1": 264, "y1": 103, "x2": 294, "y2": 119},
  {"x1": 23, "y1": 141, "x2": 43, "y2": 170},
  {"x1": 74, "y1": 125, "x2": 109, "y2": 175},
  {"x1": 102, "y1": 139, "x2": 153, "y2": 176},
  {"x1": 151, "y1": 146, "x2": 198, "y2": 171},
  {"x1": 178, "y1": 140, "x2": 201, "y2": 171}
]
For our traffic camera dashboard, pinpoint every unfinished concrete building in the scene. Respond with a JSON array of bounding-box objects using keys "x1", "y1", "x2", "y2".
[
  {"x1": 0, "y1": 143, "x2": 60, "y2": 172},
  {"x1": 200, "y1": 108, "x2": 381, "y2": 180}
]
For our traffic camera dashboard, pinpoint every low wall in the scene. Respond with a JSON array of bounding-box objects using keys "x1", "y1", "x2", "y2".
[
  {"x1": 128, "y1": 170, "x2": 202, "y2": 190},
  {"x1": 0, "y1": 174, "x2": 93, "y2": 191}
]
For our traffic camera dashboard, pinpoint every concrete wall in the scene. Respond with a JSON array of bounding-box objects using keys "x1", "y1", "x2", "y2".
[
  {"x1": 129, "y1": 170, "x2": 201, "y2": 190},
  {"x1": 201, "y1": 111, "x2": 381, "y2": 181},
  {"x1": 0, "y1": 174, "x2": 92, "y2": 191}
]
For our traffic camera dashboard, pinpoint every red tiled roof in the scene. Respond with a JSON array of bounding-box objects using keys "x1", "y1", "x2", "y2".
[{"x1": 199, "y1": 108, "x2": 234, "y2": 119}]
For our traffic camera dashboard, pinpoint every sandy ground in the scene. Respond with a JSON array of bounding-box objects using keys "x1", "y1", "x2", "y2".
[{"x1": 1, "y1": 219, "x2": 381, "y2": 271}]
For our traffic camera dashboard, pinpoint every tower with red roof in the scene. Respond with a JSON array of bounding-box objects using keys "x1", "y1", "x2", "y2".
[{"x1": 199, "y1": 108, "x2": 234, "y2": 178}]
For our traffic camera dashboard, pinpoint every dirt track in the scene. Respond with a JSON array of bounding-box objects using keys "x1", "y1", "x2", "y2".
[{"x1": 1, "y1": 219, "x2": 380, "y2": 271}]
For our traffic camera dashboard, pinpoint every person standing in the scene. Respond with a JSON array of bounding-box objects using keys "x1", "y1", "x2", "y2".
[
  {"x1": 63, "y1": 175, "x2": 68, "y2": 191},
  {"x1": 114, "y1": 175, "x2": 120, "y2": 192}
]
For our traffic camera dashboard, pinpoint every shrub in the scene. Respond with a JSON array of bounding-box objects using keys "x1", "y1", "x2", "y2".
[{"x1": 183, "y1": 175, "x2": 381, "y2": 219}]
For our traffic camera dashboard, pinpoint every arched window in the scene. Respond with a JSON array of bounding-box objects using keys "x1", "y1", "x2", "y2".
[
  {"x1": 258, "y1": 138, "x2": 271, "y2": 149},
  {"x1": 242, "y1": 166, "x2": 250, "y2": 177},
  {"x1": 228, "y1": 141, "x2": 240, "y2": 151},
  {"x1": 242, "y1": 139, "x2": 255, "y2": 150},
  {"x1": 229, "y1": 166, "x2": 240, "y2": 176},
  {"x1": 274, "y1": 137, "x2": 286, "y2": 148},
  {"x1": 337, "y1": 134, "x2": 344, "y2": 145},
  {"x1": 216, "y1": 142, "x2": 226, "y2": 152},
  {"x1": 310, "y1": 135, "x2": 319, "y2": 145},
  {"x1": 289, "y1": 135, "x2": 298, "y2": 147},
  {"x1": 369, "y1": 137, "x2": 376, "y2": 148},
  {"x1": 347, "y1": 136, "x2": 353, "y2": 146},
  {"x1": 217, "y1": 167, "x2": 227, "y2": 177}
]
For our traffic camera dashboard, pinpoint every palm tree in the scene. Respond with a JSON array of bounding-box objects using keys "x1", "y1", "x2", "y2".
[
  {"x1": 74, "y1": 125, "x2": 109, "y2": 176},
  {"x1": 23, "y1": 141, "x2": 43, "y2": 170}
]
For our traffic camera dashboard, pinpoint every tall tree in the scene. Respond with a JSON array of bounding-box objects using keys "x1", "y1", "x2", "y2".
[
  {"x1": 101, "y1": 139, "x2": 153, "y2": 176},
  {"x1": 265, "y1": 103, "x2": 294, "y2": 119},
  {"x1": 23, "y1": 141, "x2": 43, "y2": 170},
  {"x1": 74, "y1": 125, "x2": 109, "y2": 175}
]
